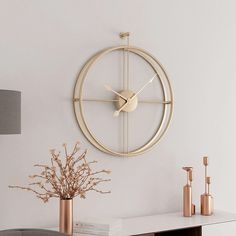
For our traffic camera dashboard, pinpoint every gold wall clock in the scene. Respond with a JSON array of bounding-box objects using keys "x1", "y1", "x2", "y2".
[{"x1": 73, "y1": 32, "x2": 173, "y2": 157}]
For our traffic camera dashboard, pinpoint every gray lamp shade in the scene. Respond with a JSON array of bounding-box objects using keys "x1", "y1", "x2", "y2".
[{"x1": 0, "y1": 90, "x2": 21, "y2": 134}]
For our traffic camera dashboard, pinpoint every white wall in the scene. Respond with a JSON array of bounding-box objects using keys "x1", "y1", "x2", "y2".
[{"x1": 1, "y1": 0, "x2": 236, "y2": 229}]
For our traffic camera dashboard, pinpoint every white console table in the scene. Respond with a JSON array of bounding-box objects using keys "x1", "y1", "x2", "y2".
[
  {"x1": 119, "y1": 211, "x2": 236, "y2": 236},
  {"x1": 49, "y1": 211, "x2": 236, "y2": 236}
]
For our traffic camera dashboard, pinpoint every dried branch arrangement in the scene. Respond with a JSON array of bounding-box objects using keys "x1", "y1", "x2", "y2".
[{"x1": 9, "y1": 142, "x2": 111, "y2": 203}]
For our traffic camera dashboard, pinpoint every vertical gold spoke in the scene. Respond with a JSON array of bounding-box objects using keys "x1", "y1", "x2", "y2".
[
  {"x1": 127, "y1": 35, "x2": 130, "y2": 154},
  {"x1": 122, "y1": 41, "x2": 126, "y2": 153},
  {"x1": 122, "y1": 112, "x2": 125, "y2": 154},
  {"x1": 120, "y1": 32, "x2": 130, "y2": 154},
  {"x1": 127, "y1": 113, "x2": 129, "y2": 154}
]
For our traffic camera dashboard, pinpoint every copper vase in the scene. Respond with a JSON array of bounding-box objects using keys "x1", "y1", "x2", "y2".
[{"x1": 59, "y1": 198, "x2": 73, "y2": 235}]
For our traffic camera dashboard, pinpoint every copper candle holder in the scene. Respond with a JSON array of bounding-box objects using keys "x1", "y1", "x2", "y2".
[
  {"x1": 200, "y1": 156, "x2": 214, "y2": 216},
  {"x1": 182, "y1": 167, "x2": 195, "y2": 217}
]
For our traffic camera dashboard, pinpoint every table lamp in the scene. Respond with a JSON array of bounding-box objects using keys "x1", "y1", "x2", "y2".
[{"x1": 0, "y1": 90, "x2": 21, "y2": 134}]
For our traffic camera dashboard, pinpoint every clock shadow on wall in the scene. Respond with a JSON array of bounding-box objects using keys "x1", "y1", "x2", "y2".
[{"x1": 73, "y1": 34, "x2": 173, "y2": 157}]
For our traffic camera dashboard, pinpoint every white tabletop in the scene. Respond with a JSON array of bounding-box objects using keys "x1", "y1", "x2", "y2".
[
  {"x1": 120, "y1": 211, "x2": 236, "y2": 236},
  {"x1": 48, "y1": 211, "x2": 236, "y2": 236}
]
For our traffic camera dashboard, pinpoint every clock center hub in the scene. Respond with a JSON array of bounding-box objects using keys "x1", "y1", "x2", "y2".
[{"x1": 115, "y1": 90, "x2": 138, "y2": 113}]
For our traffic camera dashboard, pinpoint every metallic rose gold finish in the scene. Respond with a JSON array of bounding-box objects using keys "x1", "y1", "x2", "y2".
[
  {"x1": 203, "y1": 157, "x2": 209, "y2": 194},
  {"x1": 182, "y1": 167, "x2": 194, "y2": 217},
  {"x1": 201, "y1": 156, "x2": 214, "y2": 216},
  {"x1": 60, "y1": 199, "x2": 73, "y2": 235},
  {"x1": 191, "y1": 204, "x2": 196, "y2": 215},
  {"x1": 201, "y1": 194, "x2": 214, "y2": 216},
  {"x1": 189, "y1": 170, "x2": 193, "y2": 184},
  {"x1": 203, "y1": 156, "x2": 209, "y2": 166},
  {"x1": 183, "y1": 185, "x2": 192, "y2": 217},
  {"x1": 206, "y1": 177, "x2": 211, "y2": 185},
  {"x1": 182, "y1": 167, "x2": 193, "y2": 185},
  {"x1": 182, "y1": 167, "x2": 193, "y2": 172}
]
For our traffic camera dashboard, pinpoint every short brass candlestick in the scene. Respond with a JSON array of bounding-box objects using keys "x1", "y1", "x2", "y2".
[{"x1": 201, "y1": 156, "x2": 214, "y2": 216}]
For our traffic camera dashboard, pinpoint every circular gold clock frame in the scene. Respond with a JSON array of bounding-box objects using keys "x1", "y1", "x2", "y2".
[{"x1": 73, "y1": 45, "x2": 173, "y2": 157}]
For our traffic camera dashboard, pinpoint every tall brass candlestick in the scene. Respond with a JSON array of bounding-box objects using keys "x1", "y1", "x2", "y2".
[{"x1": 201, "y1": 156, "x2": 214, "y2": 216}]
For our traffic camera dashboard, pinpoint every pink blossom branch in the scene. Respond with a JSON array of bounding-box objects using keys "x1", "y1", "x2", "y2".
[{"x1": 9, "y1": 142, "x2": 111, "y2": 202}]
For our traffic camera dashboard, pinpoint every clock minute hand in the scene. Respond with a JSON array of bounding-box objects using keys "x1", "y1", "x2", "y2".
[
  {"x1": 104, "y1": 85, "x2": 127, "y2": 101},
  {"x1": 113, "y1": 74, "x2": 157, "y2": 117},
  {"x1": 132, "y1": 74, "x2": 157, "y2": 98}
]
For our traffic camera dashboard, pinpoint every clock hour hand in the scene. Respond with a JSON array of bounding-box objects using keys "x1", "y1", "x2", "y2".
[
  {"x1": 113, "y1": 74, "x2": 157, "y2": 117},
  {"x1": 104, "y1": 85, "x2": 127, "y2": 101},
  {"x1": 113, "y1": 98, "x2": 130, "y2": 117}
]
